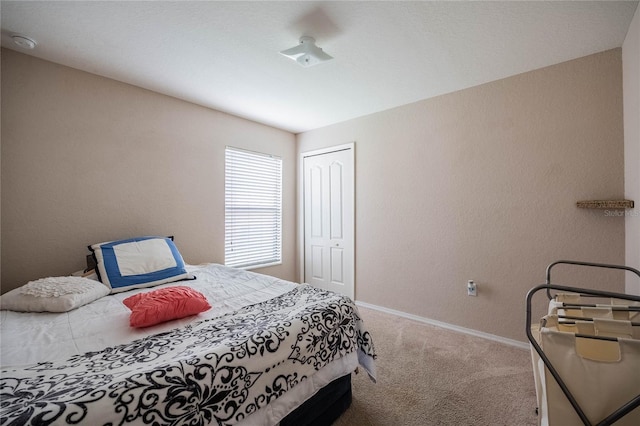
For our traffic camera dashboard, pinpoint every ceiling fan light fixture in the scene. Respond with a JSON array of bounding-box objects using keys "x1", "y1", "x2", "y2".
[{"x1": 280, "y1": 36, "x2": 333, "y2": 67}]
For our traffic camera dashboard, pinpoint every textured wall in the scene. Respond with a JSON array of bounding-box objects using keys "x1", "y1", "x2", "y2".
[
  {"x1": 1, "y1": 49, "x2": 297, "y2": 292},
  {"x1": 297, "y1": 49, "x2": 625, "y2": 342},
  {"x1": 1, "y1": 47, "x2": 628, "y2": 342},
  {"x1": 624, "y1": 6, "x2": 640, "y2": 295}
]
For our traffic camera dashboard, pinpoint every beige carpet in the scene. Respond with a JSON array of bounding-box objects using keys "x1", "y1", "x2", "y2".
[{"x1": 334, "y1": 307, "x2": 538, "y2": 426}]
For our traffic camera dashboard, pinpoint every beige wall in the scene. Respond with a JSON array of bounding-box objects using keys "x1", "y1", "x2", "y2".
[
  {"x1": 1, "y1": 49, "x2": 297, "y2": 292},
  {"x1": 1, "y1": 46, "x2": 628, "y2": 342},
  {"x1": 298, "y1": 49, "x2": 625, "y2": 342},
  {"x1": 624, "y1": 6, "x2": 640, "y2": 295}
]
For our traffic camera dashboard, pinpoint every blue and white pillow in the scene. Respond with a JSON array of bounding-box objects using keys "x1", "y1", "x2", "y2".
[{"x1": 89, "y1": 236, "x2": 193, "y2": 293}]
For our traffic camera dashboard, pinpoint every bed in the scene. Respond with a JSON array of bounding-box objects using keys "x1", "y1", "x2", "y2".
[{"x1": 0, "y1": 237, "x2": 376, "y2": 426}]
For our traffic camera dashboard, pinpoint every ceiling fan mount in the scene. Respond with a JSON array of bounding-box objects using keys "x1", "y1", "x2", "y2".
[{"x1": 280, "y1": 36, "x2": 333, "y2": 68}]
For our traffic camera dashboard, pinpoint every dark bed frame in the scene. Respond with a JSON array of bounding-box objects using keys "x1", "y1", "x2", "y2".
[{"x1": 280, "y1": 374, "x2": 352, "y2": 426}]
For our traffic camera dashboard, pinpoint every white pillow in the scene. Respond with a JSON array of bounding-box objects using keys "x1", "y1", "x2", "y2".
[{"x1": 0, "y1": 276, "x2": 109, "y2": 312}]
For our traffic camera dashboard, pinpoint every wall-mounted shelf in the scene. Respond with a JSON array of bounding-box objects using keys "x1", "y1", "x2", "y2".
[{"x1": 576, "y1": 199, "x2": 634, "y2": 209}]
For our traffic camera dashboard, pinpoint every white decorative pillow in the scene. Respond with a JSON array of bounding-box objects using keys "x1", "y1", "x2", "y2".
[
  {"x1": 0, "y1": 276, "x2": 109, "y2": 312},
  {"x1": 89, "y1": 236, "x2": 193, "y2": 293}
]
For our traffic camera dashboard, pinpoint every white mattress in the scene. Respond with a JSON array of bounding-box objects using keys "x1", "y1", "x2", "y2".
[{"x1": 0, "y1": 263, "x2": 364, "y2": 425}]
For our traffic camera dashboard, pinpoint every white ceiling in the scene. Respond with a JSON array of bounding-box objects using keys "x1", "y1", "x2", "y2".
[{"x1": 1, "y1": 1, "x2": 638, "y2": 134}]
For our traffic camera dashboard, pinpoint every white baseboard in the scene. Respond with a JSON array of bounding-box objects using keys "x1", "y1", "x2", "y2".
[{"x1": 355, "y1": 300, "x2": 530, "y2": 351}]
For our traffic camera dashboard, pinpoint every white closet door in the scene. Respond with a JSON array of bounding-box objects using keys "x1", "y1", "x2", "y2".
[{"x1": 303, "y1": 146, "x2": 354, "y2": 299}]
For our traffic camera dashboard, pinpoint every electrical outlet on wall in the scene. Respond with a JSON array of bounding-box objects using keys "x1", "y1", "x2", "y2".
[{"x1": 467, "y1": 280, "x2": 477, "y2": 296}]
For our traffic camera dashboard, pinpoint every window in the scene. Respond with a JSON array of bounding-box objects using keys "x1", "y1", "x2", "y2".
[{"x1": 225, "y1": 147, "x2": 282, "y2": 269}]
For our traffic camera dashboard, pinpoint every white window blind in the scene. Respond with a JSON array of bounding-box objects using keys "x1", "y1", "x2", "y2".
[{"x1": 225, "y1": 147, "x2": 282, "y2": 269}]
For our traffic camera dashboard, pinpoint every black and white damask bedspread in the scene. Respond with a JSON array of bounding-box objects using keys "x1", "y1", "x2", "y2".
[{"x1": 0, "y1": 285, "x2": 376, "y2": 426}]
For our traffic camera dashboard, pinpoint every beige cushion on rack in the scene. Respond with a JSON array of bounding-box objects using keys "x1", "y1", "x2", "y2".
[
  {"x1": 581, "y1": 307, "x2": 614, "y2": 319},
  {"x1": 593, "y1": 318, "x2": 633, "y2": 339},
  {"x1": 574, "y1": 321, "x2": 621, "y2": 362},
  {"x1": 555, "y1": 293, "x2": 582, "y2": 303},
  {"x1": 537, "y1": 329, "x2": 640, "y2": 426},
  {"x1": 550, "y1": 295, "x2": 640, "y2": 320}
]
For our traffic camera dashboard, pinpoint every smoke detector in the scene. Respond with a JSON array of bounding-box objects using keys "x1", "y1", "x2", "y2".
[
  {"x1": 280, "y1": 36, "x2": 333, "y2": 67},
  {"x1": 12, "y1": 35, "x2": 37, "y2": 50}
]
